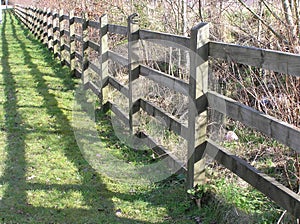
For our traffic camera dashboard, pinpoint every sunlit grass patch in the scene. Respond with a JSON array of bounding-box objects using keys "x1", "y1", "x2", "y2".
[{"x1": 27, "y1": 190, "x2": 90, "y2": 210}]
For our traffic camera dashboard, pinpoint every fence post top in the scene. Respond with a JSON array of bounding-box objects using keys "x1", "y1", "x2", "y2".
[
  {"x1": 100, "y1": 14, "x2": 108, "y2": 21},
  {"x1": 191, "y1": 22, "x2": 209, "y2": 32},
  {"x1": 128, "y1": 13, "x2": 139, "y2": 24},
  {"x1": 190, "y1": 22, "x2": 209, "y2": 44},
  {"x1": 82, "y1": 12, "x2": 88, "y2": 20}
]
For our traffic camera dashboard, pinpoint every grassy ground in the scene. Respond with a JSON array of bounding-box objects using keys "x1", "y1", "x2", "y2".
[
  {"x1": 0, "y1": 10, "x2": 195, "y2": 223},
  {"x1": 0, "y1": 9, "x2": 295, "y2": 224}
]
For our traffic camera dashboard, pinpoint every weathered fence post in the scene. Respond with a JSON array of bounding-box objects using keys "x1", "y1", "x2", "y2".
[
  {"x1": 187, "y1": 23, "x2": 209, "y2": 189},
  {"x1": 31, "y1": 7, "x2": 35, "y2": 32},
  {"x1": 39, "y1": 8, "x2": 43, "y2": 41},
  {"x1": 28, "y1": 7, "x2": 32, "y2": 31},
  {"x1": 32, "y1": 7, "x2": 35, "y2": 33},
  {"x1": 81, "y1": 12, "x2": 89, "y2": 85},
  {"x1": 53, "y1": 10, "x2": 59, "y2": 58},
  {"x1": 37, "y1": 8, "x2": 43, "y2": 40},
  {"x1": 59, "y1": 9, "x2": 65, "y2": 64},
  {"x1": 39, "y1": 8, "x2": 43, "y2": 39},
  {"x1": 127, "y1": 13, "x2": 140, "y2": 134},
  {"x1": 47, "y1": 9, "x2": 53, "y2": 51},
  {"x1": 42, "y1": 8, "x2": 47, "y2": 45},
  {"x1": 34, "y1": 8, "x2": 38, "y2": 37},
  {"x1": 98, "y1": 14, "x2": 108, "y2": 106},
  {"x1": 32, "y1": 7, "x2": 37, "y2": 35},
  {"x1": 30, "y1": 7, "x2": 34, "y2": 31},
  {"x1": 69, "y1": 10, "x2": 76, "y2": 76},
  {"x1": 30, "y1": 7, "x2": 33, "y2": 33},
  {"x1": 24, "y1": 6, "x2": 28, "y2": 27}
]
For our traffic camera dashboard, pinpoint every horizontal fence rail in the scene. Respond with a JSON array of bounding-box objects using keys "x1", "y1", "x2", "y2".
[
  {"x1": 13, "y1": 5, "x2": 300, "y2": 218},
  {"x1": 207, "y1": 91, "x2": 300, "y2": 153},
  {"x1": 209, "y1": 41, "x2": 300, "y2": 78}
]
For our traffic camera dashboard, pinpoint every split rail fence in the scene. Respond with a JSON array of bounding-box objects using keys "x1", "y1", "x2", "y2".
[{"x1": 14, "y1": 5, "x2": 300, "y2": 218}]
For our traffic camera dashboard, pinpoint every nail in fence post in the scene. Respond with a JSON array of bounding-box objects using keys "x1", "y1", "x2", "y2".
[
  {"x1": 127, "y1": 13, "x2": 140, "y2": 134},
  {"x1": 187, "y1": 23, "x2": 209, "y2": 189},
  {"x1": 69, "y1": 10, "x2": 76, "y2": 76},
  {"x1": 81, "y1": 12, "x2": 89, "y2": 86},
  {"x1": 98, "y1": 14, "x2": 108, "y2": 106}
]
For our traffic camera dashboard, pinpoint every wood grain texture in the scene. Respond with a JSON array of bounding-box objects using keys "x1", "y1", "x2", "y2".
[
  {"x1": 210, "y1": 41, "x2": 300, "y2": 77},
  {"x1": 140, "y1": 65, "x2": 189, "y2": 96},
  {"x1": 128, "y1": 14, "x2": 140, "y2": 134},
  {"x1": 108, "y1": 24, "x2": 127, "y2": 35},
  {"x1": 187, "y1": 22, "x2": 209, "y2": 188},
  {"x1": 139, "y1": 29, "x2": 190, "y2": 49},
  {"x1": 88, "y1": 40, "x2": 100, "y2": 51},
  {"x1": 52, "y1": 9, "x2": 59, "y2": 58},
  {"x1": 89, "y1": 61, "x2": 101, "y2": 74},
  {"x1": 59, "y1": 9, "x2": 65, "y2": 63},
  {"x1": 47, "y1": 9, "x2": 53, "y2": 51},
  {"x1": 74, "y1": 17, "x2": 82, "y2": 23},
  {"x1": 69, "y1": 10, "x2": 76, "y2": 74},
  {"x1": 88, "y1": 20, "x2": 99, "y2": 29},
  {"x1": 108, "y1": 50, "x2": 128, "y2": 66},
  {"x1": 99, "y1": 15, "x2": 109, "y2": 107},
  {"x1": 81, "y1": 12, "x2": 89, "y2": 84}
]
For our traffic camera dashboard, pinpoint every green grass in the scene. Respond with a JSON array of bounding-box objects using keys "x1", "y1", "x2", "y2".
[{"x1": 0, "y1": 10, "x2": 195, "y2": 223}]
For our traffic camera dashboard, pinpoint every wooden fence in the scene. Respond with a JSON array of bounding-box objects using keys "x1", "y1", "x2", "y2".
[{"x1": 13, "y1": 5, "x2": 300, "y2": 218}]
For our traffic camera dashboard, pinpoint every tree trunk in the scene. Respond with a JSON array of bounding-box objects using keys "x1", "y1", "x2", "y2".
[
  {"x1": 182, "y1": 0, "x2": 187, "y2": 36},
  {"x1": 198, "y1": 0, "x2": 203, "y2": 22},
  {"x1": 257, "y1": 0, "x2": 263, "y2": 45},
  {"x1": 293, "y1": 0, "x2": 300, "y2": 36},
  {"x1": 282, "y1": 0, "x2": 296, "y2": 36}
]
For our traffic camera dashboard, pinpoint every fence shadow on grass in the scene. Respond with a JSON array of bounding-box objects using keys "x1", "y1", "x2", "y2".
[
  {"x1": 0, "y1": 8, "x2": 27, "y2": 222},
  {"x1": 0, "y1": 10, "x2": 154, "y2": 223}
]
